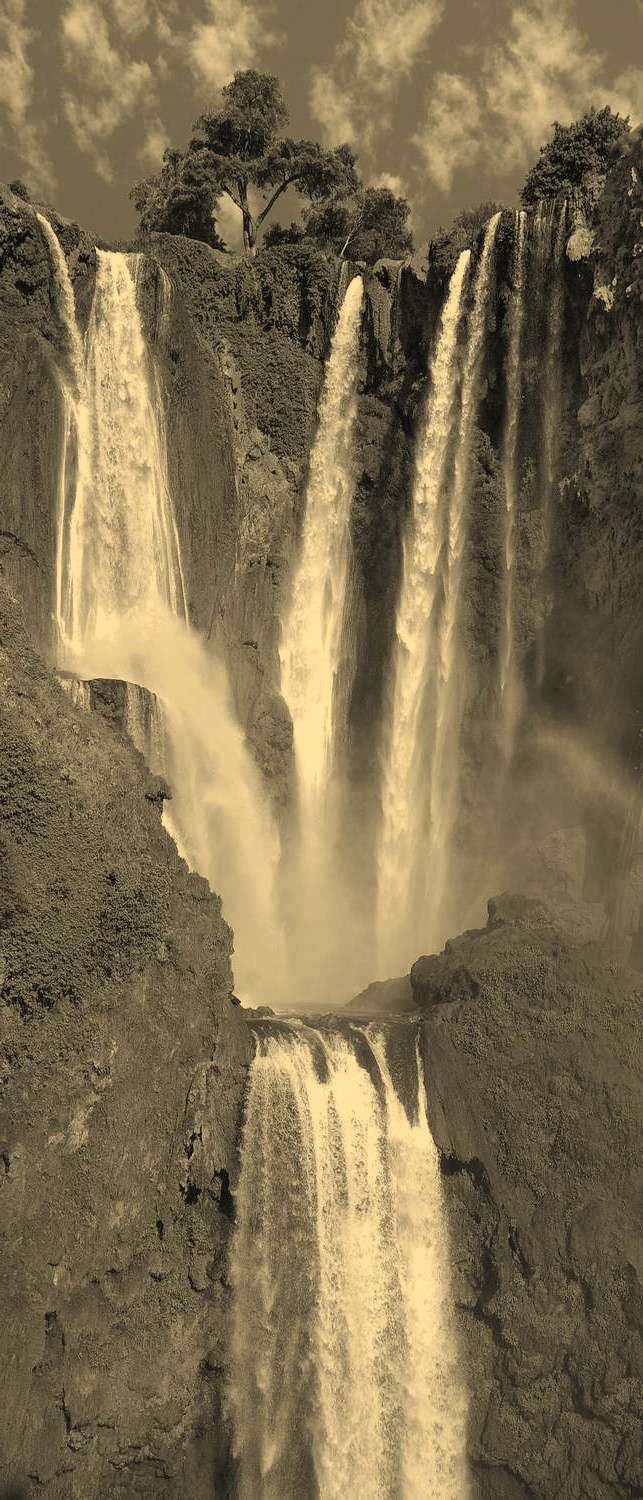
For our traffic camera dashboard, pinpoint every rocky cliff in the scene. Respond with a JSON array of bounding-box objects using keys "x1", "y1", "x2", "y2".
[
  {"x1": 0, "y1": 135, "x2": 641, "y2": 1496},
  {"x1": 0, "y1": 589, "x2": 251, "y2": 1497},
  {"x1": 413, "y1": 894, "x2": 642, "y2": 1500}
]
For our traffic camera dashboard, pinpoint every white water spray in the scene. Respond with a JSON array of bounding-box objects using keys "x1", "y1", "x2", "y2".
[
  {"x1": 278, "y1": 275, "x2": 364, "y2": 1001},
  {"x1": 536, "y1": 199, "x2": 567, "y2": 686},
  {"x1": 280, "y1": 274, "x2": 364, "y2": 810},
  {"x1": 377, "y1": 252, "x2": 470, "y2": 976},
  {"x1": 499, "y1": 209, "x2": 527, "y2": 754},
  {"x1": 421, "y1": 212, "x2": 501, "y2": 947},
  {"x1": 228, "y1": 1024, "x2": 470, "y2": 1499},
  {"x1": 40, "y1": 230, "x2": 283, "y2": 1001}
]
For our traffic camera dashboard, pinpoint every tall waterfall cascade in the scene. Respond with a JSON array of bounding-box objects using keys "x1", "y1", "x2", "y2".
[
  {"x1": 280, "y1": 273, "x2": 364, "y2": 808},
  {"x1": 423, "y1": 211, "x2": 501, "y2": 944},
  {"x1": 60, "y1": 250, "x2": 187, "y2": 647},
  {"x1": 279, "y1": 274, "x2": 365, "y2": 1000},
  {"x1": 228, "y1": 1023, "x2": 470, "y2": 1500},
  {"x1": 536, "y1": 198, "x2": 568, "y2": 686},
  {"x1": 378, "y1": 249, "x2": 470, "y2": 976},
  {"x1": 379, "y1": 214, "x2": 502, "y2": 976},
  {"x1": 39, "y1": 223, "x2": 283, "y2": 1003},
  {"x1": 499, "y1": 209, "x2": 527, "y2": 756}
]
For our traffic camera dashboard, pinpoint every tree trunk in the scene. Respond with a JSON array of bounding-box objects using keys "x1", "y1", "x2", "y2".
[{"x1": 241, "y1": 204, "x2": 257, "y2": 260}]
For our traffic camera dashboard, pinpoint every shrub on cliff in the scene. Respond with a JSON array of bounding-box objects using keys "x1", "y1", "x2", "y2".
[
  {"x1": 521, "y1": 106, "x2": 630, "y2": 205},
  {"x1": 9, "y1": 179, "x2": 31, "y2": 202}
]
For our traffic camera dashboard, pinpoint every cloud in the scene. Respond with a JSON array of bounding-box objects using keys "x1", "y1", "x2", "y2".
[
  {"x1": 61, "y1": 0, "x2": 154, "y2": 181},
  {"x1": 108, "y1": 0, "x2": 149, "y2": 37},
  {"x1": 189, "y1": 0, "x2": 275, "y2": 90},
  {"x1": 608, "y1": 66, "x2": 643, "y2": 125},
  {"x1": 309, "y1": 69, "x2": 357, "y2": 145},
  {"x1": 371, "y1": 172, "x2": 408, "y2": 195},
  {"x1": 138, "y1": 117, "x2": 170, "y2": 170},
  {"x1": 413, "y1": 73, "x2": 481, "y2": 191},
  {"x1": 414, "y1": 0, "x2": 643, "y2": 191},
  {"x1": 346, "y1": 0, "x2": 444, "y2": 91},
  {"x1": 0, "y1": 0, "x2": 55, "y2": 192},
  {"x1": 311, "y1": 0, "x2": 444, "y2": 148}
]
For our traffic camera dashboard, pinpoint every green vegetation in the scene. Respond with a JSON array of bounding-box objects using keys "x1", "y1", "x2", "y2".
[
  {"x1": 130, "y1": 149, "x2": 224, "y2": 248},
  {"x1": 131, "y1": 84, "x2": 629, "y2": 265},
  {"x1": 520, "y1": 106, "x2": 630, "y2": 205},
  {"x1": 428, "y1": 202, "x2": 503, "y2": 276},
  {"x1": 190, "y1": 71, "x2": 358, "y2": 257},
  {"x1": 306, "y1": 186, "x2": 413, "y2": 263},
  {"x1": 131, "y1": 70, "x2": 413, "y2": 263},
  {"x1": 264, "y1": 186, "x2": 414, "y2": 263}
]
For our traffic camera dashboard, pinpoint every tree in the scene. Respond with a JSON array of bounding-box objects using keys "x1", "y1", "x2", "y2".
[
  {"x1": 306, "y1": 186, "x2": 414, "y2": 263},
  {"x1": 262, "y1": 220, "x2": 306, "y2": 248},
  {"x1": 428, "y1": 202, "x2": 503, "y2": 276},
  {"x1": 521, "y1": 106, "x2": 630, "y2": 205},
  {"x1": 190, "y1": 70, "x2": 359, "y2": 256},
  {"x1": 130, "y1": 149, "x2": 224, "y2": 248},
  {"x1": 9, "y1": 179, "x2": 30, "y2": 201}
]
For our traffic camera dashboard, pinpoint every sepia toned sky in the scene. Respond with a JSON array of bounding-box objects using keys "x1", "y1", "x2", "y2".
[{"x1": 0, "y1": 0, "x2": 641, "y2": 246}]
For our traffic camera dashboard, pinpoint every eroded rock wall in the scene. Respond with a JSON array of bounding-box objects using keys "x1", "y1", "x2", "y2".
[
  {"x1": 0, "y1": 591, "x2": 252, "y2": 1496},
  {"x1": 416, "y1": 896, "x2": 642, "y2": 1500}
]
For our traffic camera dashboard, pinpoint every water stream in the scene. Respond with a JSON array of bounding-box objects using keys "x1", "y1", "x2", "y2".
[{"x1": 228, "y1": 1022, "x2": 470, "y2": 1499}]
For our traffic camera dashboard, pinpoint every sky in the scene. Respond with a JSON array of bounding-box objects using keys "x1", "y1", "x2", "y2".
[{"x1": 0, "y1": 0, "x2": 641, "y2": 248}]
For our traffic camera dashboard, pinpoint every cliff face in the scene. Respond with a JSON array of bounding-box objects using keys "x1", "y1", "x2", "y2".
[
  {"x1": 415, "y1": 895, "x2": 642, "y2": 1500},
  {"x1": 0, "y1": 591, "x2": 252, "y2": 1496},
  {"x1": 0, "y1": 190, "x2": 95, "y2": 656},
  {"x1": 0, "y1": 145, "x2": 641, "y2": 1495}
]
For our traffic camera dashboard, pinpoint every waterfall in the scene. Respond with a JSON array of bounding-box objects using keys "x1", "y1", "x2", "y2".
[
  {"x1": 36, "y1": 213, "x2": 89, "y2": 637},
  {"x1": 535, "y1": 199, "x2": 567, "y2": 685},
  {"x1": 228, "y1": 1023, "x2": 470, "y2": 1499},
  {"x1": 280, "y1": 274, "x2": 364, "y2": 809},
  {"x1": 41, "y1": 228, "x2": 283, "y2": 1003},
  {"x1": 279, "y1": 275, "x2": 364, "y2": 1001},
  {"x1": 423, "y1": 212, "x2": 501, "y2": 945},
  {"x1": 61, "y1": 250, "x2": 187, "y2": 647},
  {"x1": 499, "y1": 209, "x2": 527, "y2": 755},
  {"x1": 378, "y1": 251, "x2": 470, "y2": 976}
]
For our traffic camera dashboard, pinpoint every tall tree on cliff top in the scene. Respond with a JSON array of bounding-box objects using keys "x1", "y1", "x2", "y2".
[
  {"x1": 521, "y1": 106, "x2": 630, "y2": 204},
  {"x1": 189, "y1": 70, "x2": 359, "y2": 256}
]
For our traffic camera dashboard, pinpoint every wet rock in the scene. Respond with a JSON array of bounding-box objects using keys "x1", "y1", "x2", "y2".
[
  {"x1": 415, "y1": 896, "x2": 642, "y2": 1499},
  {"x1": 0, "y1": 593, "x2": 253, "y2": 1497}
]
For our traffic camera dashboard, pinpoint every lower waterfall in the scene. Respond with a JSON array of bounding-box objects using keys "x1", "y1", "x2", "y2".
[{"x1": 228, "y1": 1023, "x2": 470, "y2": 1499}]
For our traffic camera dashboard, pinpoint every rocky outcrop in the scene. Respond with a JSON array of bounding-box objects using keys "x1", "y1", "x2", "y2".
[
  {"x1": 415, "y1": 895, "x2": 642, "y2": 1499},
  {"x1": 0, "y1": 591, "x2": 252, "y2": 1496},
  {"x1": 0, "y1": 189, "x2": 94, "y2": 654}
]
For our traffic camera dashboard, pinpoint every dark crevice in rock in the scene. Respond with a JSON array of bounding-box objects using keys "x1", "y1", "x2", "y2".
[
  {"x1": 181, "y1": 1182, "x2": 202, "y2": 1205},
  {"x1": 439, "y1": 1152, "x2": 495, "y2": 1206},
  {"x1": 508, "y1": 1224, "x2": 533, "y2": 1280},
  {"x1": 471, "y1": 1459, "x2": 539, "y2": 1499},
  {"x1": 0, "y1": 530, "x2": 40, "y2": 567}
]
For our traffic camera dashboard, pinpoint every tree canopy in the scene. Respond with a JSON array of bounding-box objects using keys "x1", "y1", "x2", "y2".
[
  {"x1": 189, "y1": 70, "x2": 359, "y2": 256},
  {"x1": 130, "y1": 149, "x2": 224, "y2": 248},
  {"x1": 305, "y1": 186, "x2": 414, "y2": 263},
  {"x1": 130, "y1": 70, "x2": 416, "y2": 262},
  {"x1": 428, "y1": 202, "x2": 503, "y2": 276},
  {"x1": 521, "y1": 107, "x2": 630, "y2": 205}
]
